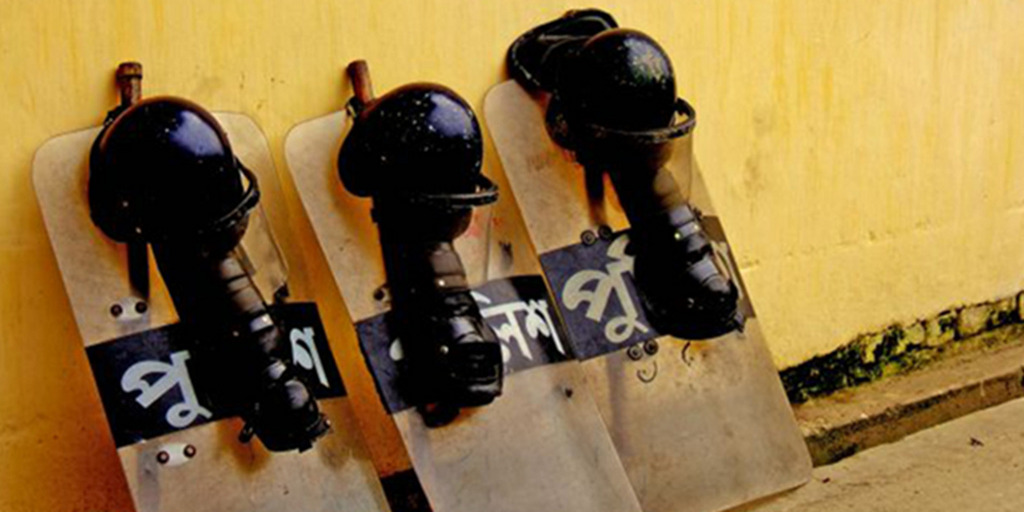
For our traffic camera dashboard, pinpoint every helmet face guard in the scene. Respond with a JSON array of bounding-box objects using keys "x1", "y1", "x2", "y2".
[
  {"x1": 89, "y1": 97, "x2": 329, "y2": 451},
  {"x1": 508, "y1": 11, "x2": 744, "y2": 340},
  {"x1": 339, "y1": 69, "x2": 503, "y2": 426}
]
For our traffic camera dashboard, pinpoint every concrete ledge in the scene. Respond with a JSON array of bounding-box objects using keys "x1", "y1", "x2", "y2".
[{"x1": 795, "y1": 326, "x2": 1024, "y2": 466}]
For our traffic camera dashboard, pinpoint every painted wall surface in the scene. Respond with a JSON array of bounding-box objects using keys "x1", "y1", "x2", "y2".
[{"x1": 2, "y1": 1, "x2": 1023, "y2": 510}]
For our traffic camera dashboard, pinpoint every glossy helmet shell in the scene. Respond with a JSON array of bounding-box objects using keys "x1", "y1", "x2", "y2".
[
  {"x1": 338, "y1": 83, "x2": 483, "y2": 198},
  {"x1": 550, "y1": 28, "x2": 677, "y2": 144},
  {"x1": 89, "y1": 97, "x2": 246, "y2": 243}
]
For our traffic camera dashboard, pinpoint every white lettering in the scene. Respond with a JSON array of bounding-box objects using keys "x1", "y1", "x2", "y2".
[
  {"x1": 290, "y1": 327, "x2": 330, "y2": 388},
  {"x1": 120, "y1": 351, "x2": 212, "y2": 429},
  {"x1": 562, "y1": 235, "x2": 649, "y2": 343}
]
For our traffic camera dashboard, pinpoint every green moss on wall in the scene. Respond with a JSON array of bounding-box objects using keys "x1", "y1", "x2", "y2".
[{"x1": 781, "y1": 293, "x2": 1024, "y2": 403}]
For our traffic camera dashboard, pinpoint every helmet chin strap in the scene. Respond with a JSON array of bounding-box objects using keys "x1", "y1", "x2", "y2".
[
  {"x1": 158, "y1": 161, "x2": 261, "y2": 243},
  {"x1": 370, "y1": 173, "x2": 499, "y2": 224}
]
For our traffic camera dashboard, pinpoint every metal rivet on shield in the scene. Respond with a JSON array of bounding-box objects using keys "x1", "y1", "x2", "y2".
[
  {"x1": 135, "y1": 300, "x2": 148, "y2": 314},
  {"x1": 183, "y1": 444, "x2": 197, "y2": 458},
  {"x1": 110, "y1": 303, "x2": 123, "y2": 318},
  {"x1": 626, "y1": 344, "x2": 644, "y2": 361},
  {"x1": 156, "y1": 450, "x2": 170, "y2": 465},
  {"x1": 597, "y1": 225, "x2": 613, "y2": 240},
  {"x1": 581, "y1": 229, "x2": 598, "y2": 246},
  {"x1": 643, "y1": 339, "x2": 659, "y2": 356}
]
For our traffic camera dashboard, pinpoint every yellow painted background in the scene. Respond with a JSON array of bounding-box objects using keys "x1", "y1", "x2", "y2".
[{"x1": 2, "y1": 1, "x2": 1024, "y2": 510}]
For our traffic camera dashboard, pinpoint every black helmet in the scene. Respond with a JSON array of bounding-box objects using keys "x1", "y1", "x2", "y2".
[
  {"x1": 89, "y1": 97, "x2": 257, "y2": 244},
  {"x1": 553, "y1": 28, "x2": 677, "y2": 132},
  {"x1": 338, "y1": 83, "x2": 485, "y2": 199},
  {"x1": 508, "y1": 12, "x2": 742, "y2": 339},
  {"x1": 338, "y1": 70, "x2": 504, "y2": 424},
  {"x1": 507, "y1": 12, "x2": 693, "y2": 163},
  {"x1": 544, "y1": 28, "x2": 693, "y2": 170}
]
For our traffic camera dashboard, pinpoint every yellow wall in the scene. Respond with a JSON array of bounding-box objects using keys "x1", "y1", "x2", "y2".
[{"x1": 3, "y1": 1, "x2": 1024, "y2": 510}]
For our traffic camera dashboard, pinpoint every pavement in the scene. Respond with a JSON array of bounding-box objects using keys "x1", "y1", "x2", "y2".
[
  {"x1": 794, "y1": 337, "x2": 1024, "y2": 466},
  {"x1": 736, "y1": 396, "x2": 1024, "y2": 511}
]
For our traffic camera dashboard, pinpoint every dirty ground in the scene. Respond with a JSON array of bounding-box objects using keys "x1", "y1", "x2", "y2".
[{"x1": 736, "y1": 396, "x2": 1024, "y2": 511}]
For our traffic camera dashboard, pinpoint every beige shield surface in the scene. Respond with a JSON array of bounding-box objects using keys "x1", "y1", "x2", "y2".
[
  {"x1": 33, "y1": 113, "x2": 390, "y2": 512},
  {"x1": 284, "y1": 110, "x2": 643, "y2": 512},
  {"x1": 484, "y1": 81, "x2": 812, "y2": 512}
]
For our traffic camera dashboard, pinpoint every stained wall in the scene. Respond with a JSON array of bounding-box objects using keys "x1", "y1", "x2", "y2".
[{"x1": 2, "y1": 1, "x2": 1022, "y2": 509}]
